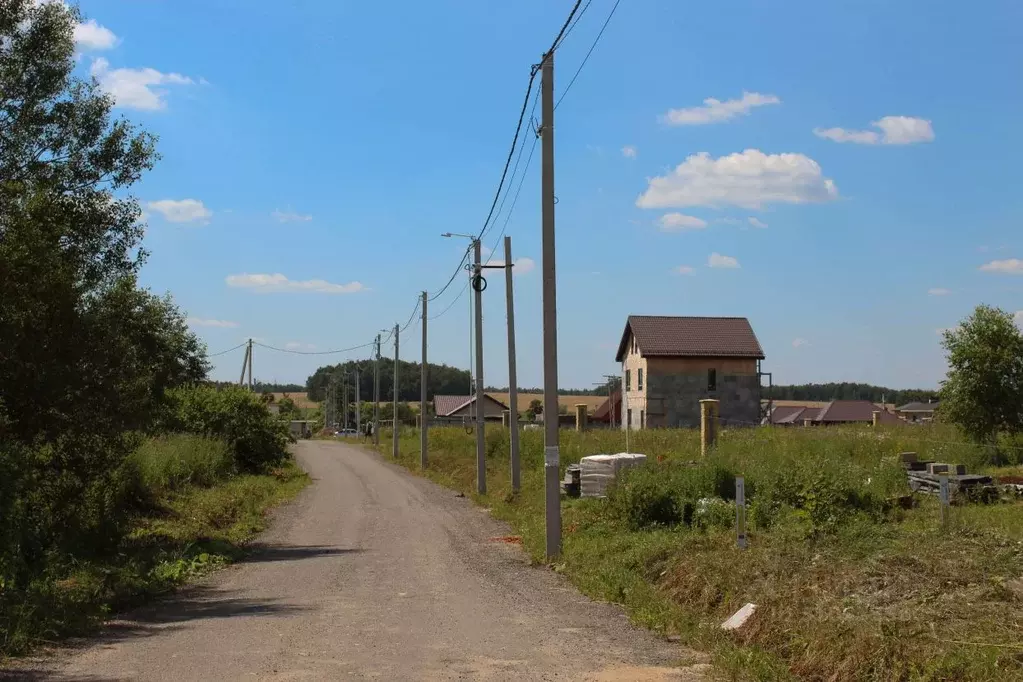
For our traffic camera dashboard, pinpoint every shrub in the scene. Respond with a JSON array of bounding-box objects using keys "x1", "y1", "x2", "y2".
[
  {"x1": 163, "y1": 385, "x2": 291, "y2": 472},
  {"x1": 607, "y1": 464, "x2": 686, "y2": 529},
  {"x1": 130, "y1": 434, "x2": 234, "y2": 495}
]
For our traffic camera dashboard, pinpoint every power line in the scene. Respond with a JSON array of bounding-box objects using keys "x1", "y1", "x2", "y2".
[
  {"x1": 253, "y1": 340, "x2": 375, "y2": 356},
  {"x1": 475, "y1": 0, "x2": 584, "y2": 244},
  {"x1": 484, "y1": 134, "x2": 539, "y2": 266},
  {"x1": 554, "y1": 0, "x2": 593, "y2": 50},
  {"x1": 555, "y1": 0, "x2": 622, "y2": 110},
  {"x1": 428, "y1": 280, "x2": 468, "y2": 321},
  {"x1": 400, "y1": 297, "x2": 421, "y2": 334},
  {"x1": 428, "y1": 244, "x2": 471, "y2": 302},
  {"x1": 208, "y1": 342, "x2": 247, "y2": 357}
]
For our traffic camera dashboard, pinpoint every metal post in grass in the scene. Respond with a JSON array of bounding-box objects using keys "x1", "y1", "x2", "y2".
[
  {"x1": 736, "y1": 476, "x2": 748, "y2": 549},
  {"x1": 939, "y1": 475, "x2": 950, "y2": 528}
]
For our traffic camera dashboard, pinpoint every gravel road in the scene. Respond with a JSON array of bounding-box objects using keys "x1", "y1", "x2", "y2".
[{"x1": 5, "y1": 440, "x2": 709, "y2": 681}]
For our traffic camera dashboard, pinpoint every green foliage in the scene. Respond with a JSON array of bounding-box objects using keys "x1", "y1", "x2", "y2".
[
  {"x1": 129, "y1": 435, "x2": 235, "y2": 496},
  {"x1": 306, "y1": 358, "x2": 470, "y2": 403},
  {"x1": 163, "y1": 386, "x2": 291, "y2": 472},
  {"x1": 769, "y1": 382, "x2": 938, "y2": 404},
  {"x1": 275, "y1": 396, "x2": 302, "y2": 420},
  {"x1": 607, "y1": 460, "x2": 737, "y2": 530},
  {"x1": 940, "y1": 304, "x2": 1023, "y2": 444}
]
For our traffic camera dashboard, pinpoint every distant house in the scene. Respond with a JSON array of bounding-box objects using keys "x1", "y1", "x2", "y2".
[
  {"x1": 769, "y1": 400, "x2": 902, "y2": 426},
  {"x1": 433, "y1": 394, "x2": 509, "y2": 422},
  {"x1": 615, "y1": 315, "x2": 766, "y2": 429},
  {"x1": 590, "y1": 388, "x2": 622, "y2": 427},
  {"x1": 897, "y1": 400, "x2": 939, "y2": 423}
]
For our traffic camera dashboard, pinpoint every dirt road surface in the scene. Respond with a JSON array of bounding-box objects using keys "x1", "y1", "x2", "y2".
[{"x1": 5, "y1": 441, "x2": 709, "y2": 681}]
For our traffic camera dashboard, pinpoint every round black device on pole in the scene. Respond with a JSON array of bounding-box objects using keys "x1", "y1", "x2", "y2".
[{"x1": 471, "y1": 274, "x2": 487, "y2": 292}]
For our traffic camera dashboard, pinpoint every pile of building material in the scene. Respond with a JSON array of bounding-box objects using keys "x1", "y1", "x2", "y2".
[
  {"x1": 899, "y1": 452, "x2": 995, "y2": 501},
  {"x1": 579, "y1": 453, "x2": 648, "y2": 499}
]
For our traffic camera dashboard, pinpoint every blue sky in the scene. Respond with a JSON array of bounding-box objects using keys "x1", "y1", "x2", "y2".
[{"x1": 72, "y1": 0, "x2": 1022, "y2": 390}]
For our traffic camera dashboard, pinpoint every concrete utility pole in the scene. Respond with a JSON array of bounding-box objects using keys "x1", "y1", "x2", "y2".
[
  {"x1": 540, "y1": 51, "x2": 561, "y2": 560},
  {"x1": 473, "y1": 238, "x2": 486, "y2": 495},
  {"x1": 239, "y1": 343, "x2": 250, "y2": 387},
  {"x1": 504, "y1": 235, "x2": 521, "y2": 493},
  {"x1": 342, "y1": 373, "x2": 349, "y2": 431},
  {"x1": 373, "y1": 334, "x2": 381, "y2": 445},
  {"x1": 355, "y1": 368, "x2": 361, "y2": 436},
  {"x1": 420, "y1": 291, "x2": 428, "y2": 470},
  {"x1": 247, "y1": 338, "x2": 253, "y2": 391},
  {"x1": 393, "y1": 323, "x2": 400, "y2": 459}
]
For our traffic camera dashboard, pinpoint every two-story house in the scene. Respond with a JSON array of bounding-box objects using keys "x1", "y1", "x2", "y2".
[{"x1": 615, "y1": 315, "x2": 765, "y2": 429}]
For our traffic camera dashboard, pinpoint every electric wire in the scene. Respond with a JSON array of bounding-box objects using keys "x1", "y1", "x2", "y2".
[
  {"x1": 253, "y1": 341, "x2": 378, "y2": 357},
  {"x1": 428, "y1": 243, "x2": 472, "y2": 302},
  {"x1": 484, "y1": 134, "x2": 539, "y2": 267},
  {"x1": 207, "y1": 342, "x2": 247, "y2": 357},
  {"x1": 428, "y1": 280, "x2": 468, "y2": 321},
  {"x1": 475, "y1": 0, "x2": 584, "y2": 244},
  {"x1": 555, "y1": 0, "x2": 622, "y2": 110},
  {"x1": 554, "y1": 0, "x2": 593, "y2": 49}
]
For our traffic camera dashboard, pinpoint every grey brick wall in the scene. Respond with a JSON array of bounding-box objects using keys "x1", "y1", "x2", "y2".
[{"x1": 646, "y1": 372, "x2": 760, "y2": 428}]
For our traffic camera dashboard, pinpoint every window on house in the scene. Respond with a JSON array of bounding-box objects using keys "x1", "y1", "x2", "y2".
[
  {"x1": 625, "y1": 369, "x2": 631, "y2": 391},
  {"x1": 638, "y1": 368, "x2": 643, "y2": 390},
  {"x1": 640, "y1": 410, "x2": 645, "y2": 428},
  {"x1": 708, "y1": 368, "x2": 717, "y2": 392},
  {"x1": 627, "y1": 408, "x2": 633, "y2": 430}
]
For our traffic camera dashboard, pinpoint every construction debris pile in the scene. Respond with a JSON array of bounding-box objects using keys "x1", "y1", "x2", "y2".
[{"x1": 898, "y1": 451, "x2": 997, "y2": 501}]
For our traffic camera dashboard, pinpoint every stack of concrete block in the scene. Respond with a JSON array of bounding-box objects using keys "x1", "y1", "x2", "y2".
[{"x1": 580, "y1": 453, "x2": 648, "y2": 498}]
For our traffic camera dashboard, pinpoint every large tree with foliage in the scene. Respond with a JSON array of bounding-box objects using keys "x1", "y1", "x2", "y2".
[
  {"x1": 939, "y1": 304, "x2": 1023, "y2": 442},
  {"x1": 0, "y1": 0, "x2": 207, "y2": 585}
]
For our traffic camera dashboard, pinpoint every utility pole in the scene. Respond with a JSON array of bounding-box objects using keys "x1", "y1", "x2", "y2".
[
  {"x1": 355, "y1": 368, "x2": 361, "y2": 436},
  {"x1": 239, "y1": 343, "x2": 250, "y2": 387},
  {"x1": 504, "y1": 235, "x2": 521, "y2": 493},
  {"x1": 420, "y1": 291, "x2": 428, "y2": 470},
  {"x1": 247, "y1": 338, "x2": 253, "y2": 391},
  {"x1": 473, "y1": 238, "x2": 486, "y2": 495},
  {"x1": 540, "y1": 51, "x2": 561, "y2": 559},
  {"x1": 602, "y1": 374, "x2": 618, "y2": 429},
  {"x1": 342, "y1": 373, "x2": 348, "y2": 431},
  {"x1": 373, "y1": 334, "x2": 381, "y2": 446},
  {"x1": 393, "y1": 323, "x2": 400, "y2": 459}
]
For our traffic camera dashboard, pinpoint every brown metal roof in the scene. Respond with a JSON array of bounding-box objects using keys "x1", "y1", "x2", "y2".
[
  {"x1": 615, "y1": 315, "x2": 765, "y2": 362},
  {"x1": 771, "y1": 406, "x2": 822, "y2": 424},
  {"x1": 897, "y1": 401, "x2": 939, "y2": 412},
  {"x1": 815, "y1": 400, "x2": 901, "y2": 424},
  {"x1": 590, "y1": 389, "x2": 621, "y2": 422},
  {"x1": 433, "y1": 394, "x2": 509, "y2": 417}
]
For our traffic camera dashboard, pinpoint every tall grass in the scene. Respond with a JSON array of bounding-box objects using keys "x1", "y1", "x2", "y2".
[
  {"x1": 130, "y1": 434, "x2": 235, "y2": 494},
  {"x1": 378, "y1": 424, "x2": 1023, "y2": 681}
]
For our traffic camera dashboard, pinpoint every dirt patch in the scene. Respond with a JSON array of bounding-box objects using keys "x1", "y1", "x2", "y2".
[{"x1": 488, "y1": 536, "x2": 522, "y2": 545}]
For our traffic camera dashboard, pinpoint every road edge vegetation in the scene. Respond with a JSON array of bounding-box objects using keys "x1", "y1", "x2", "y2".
[{"x1": 1, "y1": 2, "x2": 310, "y2": 659}]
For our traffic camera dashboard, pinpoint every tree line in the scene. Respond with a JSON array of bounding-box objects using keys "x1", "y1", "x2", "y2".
[
  {"x1": 306, "y1": 359, "x2": 471, "y2": 403},
  {"x1": 768, "y1": 383, "x2": 938, "y2": 405}
]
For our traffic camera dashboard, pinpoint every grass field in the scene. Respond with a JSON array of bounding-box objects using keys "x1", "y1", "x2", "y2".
[{"x1": 373, "y1": 423, "x2": 1023, "y2": 682}]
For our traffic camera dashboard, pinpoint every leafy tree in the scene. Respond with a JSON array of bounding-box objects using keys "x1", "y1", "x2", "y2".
[
  {"x1": 306, "y1": 359, "x2": 470, "y2": 403},
  {"x1": 0, "y1": 0, "x2": 208, "y2": 595},
  {"x1": 276, "y1": 396, "x2": 302, "y2": 420},
  {"x1": 939, "y1": 305, "x2": 1023, "y2": 443},
  {"x1": 526, "y1": 399, "x2": 543, "y2": 420}
]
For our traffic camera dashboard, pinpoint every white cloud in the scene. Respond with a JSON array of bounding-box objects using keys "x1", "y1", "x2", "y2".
[
  {"x1": 658, "y1": 213, "x2": 707, "y2": 232},
  {"x1": 621, "y1": 145, "x2": 637, "y2": 159},
  {"x1": 708, "y1": 252, "x2": 740, "y2": 269},
  {"x1": 272, "y1": 209, "x2": 313, "y2": 223},
  {"x1": 928, "y1": 288, "x2": 951, "y2": 296},
  {"x1": 186, "y1": 318, "x2": 238, "y2": 328},
  {"x1": 74, "y1": 18, "x2": 117, "y2": 50},
  {"x1": 748, "y1": 217, "x2": 768, "y2": 229},
  {"x1": 979, "y1": 258, "x2": 1023, "y2": 274},
  {"x1": 661, "y1": 91, "x2": 780, "y2": 126},
  {"x1": 673, "y1": 265, "x2": 695, "y2": 276},
  {"x1": 792, "y1": 338, "x2": 809, "y2": 348},
  {"x1": 636, "y1": 149, "x2": 838, "y2": 210},
  {"x1": 147, "y1": 199, "x2": 211, "y2": 224},
  {"x1": 226, "y1": 273, "x2": 365, "y2": 294},
  {"x1": 90, "y1": 57, "x2": 196, "y2": 111},
  {"x1": 813, "y1": 116, "x2": 934, "y2": 146}
]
